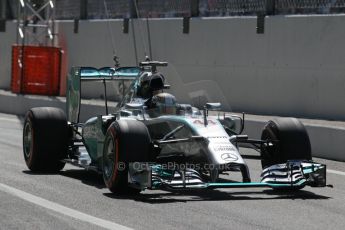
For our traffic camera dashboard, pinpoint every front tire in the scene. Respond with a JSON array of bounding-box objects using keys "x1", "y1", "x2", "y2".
[
  {"x1": 23, "y1": 107, "x2": 68, "y2": 172},
  {"x1": 102, "y1": 120, "x2": 151, "y2": 194},
  {"x1": 260, "y1": 117, "x2": 311, "y2": 169}
]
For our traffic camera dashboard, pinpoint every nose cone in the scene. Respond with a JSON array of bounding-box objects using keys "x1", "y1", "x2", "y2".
[{"x1": 207, "y1": 140, "x2": 245, "y2": 165}]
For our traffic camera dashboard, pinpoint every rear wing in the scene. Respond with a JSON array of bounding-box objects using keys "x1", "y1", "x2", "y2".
[
  {"x1": 80, "y1": 67, "x2": 140, "y2": 81},
  {"x1": 66, "y1": 66, "x2": 141, "y2": 123}
]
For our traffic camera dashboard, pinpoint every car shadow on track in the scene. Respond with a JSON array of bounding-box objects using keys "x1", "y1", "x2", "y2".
[
  {"x1": 103, "y1": 189, "x2": 330, "y2": 203},
  {"x1": 59, "y1": 169, "x2": 106, "y2": 189},
  {"x1": 23, "y1": 169, "x2": 106, "y2": 189}
]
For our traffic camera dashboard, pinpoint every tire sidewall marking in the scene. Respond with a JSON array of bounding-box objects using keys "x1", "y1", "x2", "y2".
[
  {"x1": 24, "y1": 112, "x2": 35, "y2": 167},
  {"x1": 106, "y1": 126, "x2": 120, "y2": 188}
]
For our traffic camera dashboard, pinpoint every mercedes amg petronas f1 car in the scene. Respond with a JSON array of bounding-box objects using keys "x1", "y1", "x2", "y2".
[{"x1": 23, "y1": 61, "x2": 326, "y2": 194}]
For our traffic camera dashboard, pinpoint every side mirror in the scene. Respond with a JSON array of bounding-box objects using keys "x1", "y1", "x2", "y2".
[
  {"x1": 205, "y1": 102, "x2": 221, "y2": 111},
  {"x1": 221, "y1": 113, "x2": 245, "y2": 135}
]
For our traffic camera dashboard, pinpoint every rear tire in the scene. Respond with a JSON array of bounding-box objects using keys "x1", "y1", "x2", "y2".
[
  {"x1": 260, "y1": 117, "x2": 311, "y2": 169},
  {"x1": 23, "y1": 107, "x2": 68, "y2": 172},
  {"x1": 102, "y1": 120, "x2": 151, "y2": 194}
]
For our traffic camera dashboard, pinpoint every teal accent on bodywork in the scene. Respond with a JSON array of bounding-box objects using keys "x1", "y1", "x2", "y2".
[
  {"x1": 80, "y1": 67, "x2": 140, "y2": 78},
  {"x1": 66, "y1": 67, "x2": 81, "y2": 123},
  {"x1": 82, "y1": 116, "x2": 106, "y2": 162},
  {"x1": 150, "y1": 180, "x2": 307, "y2": 190},
  {"x1": 152, "y1": 165, "x2": 174, "y2": 179},
  {"x1": 80, "y1": 67, "x2": 99, "y2": 77},
  {"x1": 151, "y1": 165, "x2": 175, "y2": 189},
  {"x1": 113, "y1": 67, "x2": 141, "y2": 77},
  {"x1": 302, "y1": 165, "x2": 323, "y2": 174},
  {"x1": 206, "y1": 179, "x2": 306, "y2": 189},
  {"x1": 303, "y1": 169, "x2": 313, "y2": 174},
  {"x1": 150, "y1": 163, "x2": 307, "y2": 190}
]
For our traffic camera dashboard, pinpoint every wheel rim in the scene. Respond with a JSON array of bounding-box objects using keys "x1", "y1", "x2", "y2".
[
  {"x1": 23, "y1": 120, "x2": 33, "y2": 159},
  {"x1": 261, "y1": 128, "x2": 280, "y2": 168},
  {"x1": 103, "y1": 134, "x2": 116, "y2": 181}
]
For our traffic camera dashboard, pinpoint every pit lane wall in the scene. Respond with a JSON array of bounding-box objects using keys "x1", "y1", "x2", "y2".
[
  {"x1": 1, "y1": 15, "x2": 345, "y2": 122},
  {"x1": 1, "y1": 16, "x2": 345, "y2": 162}
]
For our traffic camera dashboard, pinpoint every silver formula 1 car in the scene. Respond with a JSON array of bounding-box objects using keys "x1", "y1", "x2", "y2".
[{"x1": 23, "y1": 61, "x2": 326, "y2": 194}]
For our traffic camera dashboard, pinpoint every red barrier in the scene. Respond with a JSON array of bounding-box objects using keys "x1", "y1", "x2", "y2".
[{"x1": 11, "y1": 45, "x2": 62, "y2": 95}]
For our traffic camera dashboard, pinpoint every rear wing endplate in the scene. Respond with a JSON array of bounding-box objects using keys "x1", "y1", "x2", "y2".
[{"x1": 66, "y1": 66, "x2": 140, "y2": 123}]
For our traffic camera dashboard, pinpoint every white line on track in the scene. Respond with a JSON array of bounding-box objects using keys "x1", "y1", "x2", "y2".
[
  {"x1": 0, "y1": 117, "x2": 21, "y2": 122},
  {"x1": 327, "y1": 169, "x2": 345, "y2": 176},
  {"x1": 0, "y1": 183, "x2": 133, "y2": 230}
]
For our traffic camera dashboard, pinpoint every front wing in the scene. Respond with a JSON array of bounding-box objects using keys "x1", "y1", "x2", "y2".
[{"x1": 129, "y1": 161, "x2": 326, "y2": 190}]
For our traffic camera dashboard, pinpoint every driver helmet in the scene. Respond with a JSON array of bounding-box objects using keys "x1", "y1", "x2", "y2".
[
  {"x1": 137, "y1": 72, "x2": 165, "y2": 99},
  {"x1": 151, "y1": 93, "x2": 177, "y2": 115}
]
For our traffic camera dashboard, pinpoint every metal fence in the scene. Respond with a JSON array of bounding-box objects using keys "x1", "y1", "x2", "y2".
[
  {"x1": 87, "y1": 0, "x2": 131, "y2": 19},
  {"x1": 200, "y1": 0, "x2": 267, "y2": 16},
  {"x1": 275, "y1": 0, "x2": 345, "y2": 14},
  {"x1": 54, "y1": 0, "x2": 193, "y2": 19},
  {"x1": 55, "y1": 0, "x2": 81, "y2": 20},
  {"x1": 201, "y1": 0, "x2": 345, "y2": 16},
  {"x1": 5, "y1": 0, "x2": 345, "y2": 20},
  {"x1": 136, "y1": 0, "x2": 192, "y2": 17}
]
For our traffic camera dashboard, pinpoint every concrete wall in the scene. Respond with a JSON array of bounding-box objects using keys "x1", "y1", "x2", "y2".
[{"x1": 1, "y1": 15, "x2": 345, "y2": 120}]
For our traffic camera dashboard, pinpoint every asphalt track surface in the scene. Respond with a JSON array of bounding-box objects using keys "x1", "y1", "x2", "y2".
[{"x1": 0, "y1": 113, "x2": 345, "y2": 230}]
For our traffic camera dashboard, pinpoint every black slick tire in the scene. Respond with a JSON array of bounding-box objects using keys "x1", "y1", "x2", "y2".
[
  {"x1": 260, "y1": 117, "x2": 311, "y2": 169},
  {"x1": 102, "y1": 120, "x2": 151, "y2": 194},
  {"x1": 23, "y1": 107, "x2": 68, "y2": 172}
]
